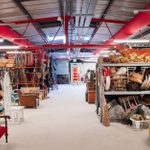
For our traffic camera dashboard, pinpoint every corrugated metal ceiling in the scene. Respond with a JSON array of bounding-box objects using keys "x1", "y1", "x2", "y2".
[{"x1": 0, "y1": 0, "x2": 149, "y2": 52}]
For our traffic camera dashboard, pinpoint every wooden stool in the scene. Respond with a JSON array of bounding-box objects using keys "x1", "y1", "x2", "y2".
[{"x1": 9, "y1": 106, "x2": 24, "y2": 124}]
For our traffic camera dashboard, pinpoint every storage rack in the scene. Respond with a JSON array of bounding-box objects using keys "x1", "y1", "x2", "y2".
[{"x1": 96, "y1": 63, "x2": 150, "y2": 122}]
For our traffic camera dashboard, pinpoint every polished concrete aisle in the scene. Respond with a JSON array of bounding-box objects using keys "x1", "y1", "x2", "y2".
[{"x1": 0, "y1": 84, "x2": 150, "y2": 150}]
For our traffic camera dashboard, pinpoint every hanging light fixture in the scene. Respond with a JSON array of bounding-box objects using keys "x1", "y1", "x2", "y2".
[
  {"x1": 113, "y1": 39, "x2": 150, "y2": 43},
  {"x1": 6, "y1": 51, "x2": 30, "y2": 54},
  {"x1": 0, "y1": 46, "x2": 20, "y2": 49},
  {"x1": 0, "y1": 38, "x2": 4, "y2": 42},
  {"x1": 133, "y1": 9, "x2": 150, "y2": 14}
]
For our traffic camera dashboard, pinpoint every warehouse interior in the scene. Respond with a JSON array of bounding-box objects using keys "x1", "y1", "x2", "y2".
[{"x1": 0, "y1": 0, "x2": 150, "y2": 150}]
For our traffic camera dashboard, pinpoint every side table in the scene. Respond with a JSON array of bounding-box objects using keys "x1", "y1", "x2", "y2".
[{"x1": 9, "y1": 106, "x2": 25, "y2": 124}]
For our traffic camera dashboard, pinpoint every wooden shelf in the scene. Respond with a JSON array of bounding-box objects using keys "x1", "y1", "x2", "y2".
[
  {"x1": 15, "y1": 66, "x2": 41, "y2": 69},
  {"x1": 99, "y1": 63, "x2": 150, "y2": 67},
  {"x1": 16, "y1": 82, "x2": 42, "y2": 85}
]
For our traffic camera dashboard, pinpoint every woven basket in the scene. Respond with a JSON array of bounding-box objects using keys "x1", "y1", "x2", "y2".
[
  {"x1": 6, "y1": 63, "x2": 15, "y2": 68},
  {"x1": 0, "y1": 59, "x2": 8, "y2": 64},
  {"x1": 111, "y1": 75, "x2": 127, "y2": 91},
  {"x1": 7, "y1": 59, "x2": 15, "y2": 64},
  {"x1": 0, "y1": 63, "x2": 6, "y2": 67},
  {"x1": 130, "y1": 117, "x2": 150, "y2": 129}
]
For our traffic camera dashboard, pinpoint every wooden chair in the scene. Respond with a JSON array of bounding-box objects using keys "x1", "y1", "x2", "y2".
[
  {"x1": 18, "y1": 90, "x2": 39, "y2": 108},
  {"x1": 0, "y1": 115, "x2": 10, "y2": 143}
]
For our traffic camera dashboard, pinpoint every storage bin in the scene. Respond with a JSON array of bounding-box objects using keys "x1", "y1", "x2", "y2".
[{"x1": 130, "y1": 117, "x2": 150, "y2": 129}]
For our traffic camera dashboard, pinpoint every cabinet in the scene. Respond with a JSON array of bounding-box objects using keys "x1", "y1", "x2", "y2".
[
  {"x1": 86, "y1": 81, "x2": 96, "y2": 103},
  {"x1": 96, "y1": 63, "x2": 150, "y2": 125}
]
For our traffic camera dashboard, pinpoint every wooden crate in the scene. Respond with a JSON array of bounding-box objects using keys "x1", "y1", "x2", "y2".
[{"x1": 87, "y1": 91, "x2": 96, "y2": 104}]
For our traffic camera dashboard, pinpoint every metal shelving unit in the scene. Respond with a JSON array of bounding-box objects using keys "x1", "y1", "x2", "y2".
[
  {"x1": 96, "y1": 62, "x2": 150, "y2": 122},
  {"x1": 102, "y1": 63, "x2": 150, "y2": 67},
  {"x1": 105, "y1": 91, "x2": 150, "y2": 95}
]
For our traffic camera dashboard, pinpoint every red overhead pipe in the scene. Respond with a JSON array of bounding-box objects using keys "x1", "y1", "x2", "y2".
[
  {"x1": 24, "y1": 43, "x2": 115, "y2": 50},
  {"x1": 95, "y1": 4, "x2": 150, "y2": 54},
  {"x1": 40, "y1": 43, "x2": 115, "y2": 49},
  {"x1": 111, "y1": 5, "x2": 150, "y2": 39},
  {"x1": 0, "y1": 25, "x2": 34, "y2": 47}
]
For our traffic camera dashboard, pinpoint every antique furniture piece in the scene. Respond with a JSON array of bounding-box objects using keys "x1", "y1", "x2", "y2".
[
  {"x1": 18, "y1": 90, "x2": 39, "y2": 108},
  {"x1": 0, "y1": 115, "x2": 10, "y2": 143},
  {"x1": 9, "y1": 106, "x2": 24, "y2": 124}
]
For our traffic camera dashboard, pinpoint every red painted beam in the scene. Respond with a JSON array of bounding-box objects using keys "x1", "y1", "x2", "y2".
[
  {"x1": 95, "y1": 3, "x2": 150, "y2": 54},
  {"x1": 3, "y1": 16, "x2": 127, "y2": 25},
  {"x1": 24, "y1": 44, "x2": 114, "y2": 50},
  {"x1": 10, "y1": 16, "x2": 74, "y2": 24},
  {"x1": 0, "y1": 25, "x2": 34, "y2": 47},
  {"x1": 29, "y1": 43, "x2": 114, "y2": 49}
]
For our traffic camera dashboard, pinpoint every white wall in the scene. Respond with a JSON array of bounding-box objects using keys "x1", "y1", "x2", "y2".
[
  {"x1": 70, "y1": 62, "x2": 96, "y2": 82},
  {"x1": 79, "y1": 63, "x2": 96, "y2": 77},
  {"x1": 55, "y1": 60, "x2": 96, "y2": 83},
  {"x1": 56, "y1": 60, "x2": 69, "y2": 75}
]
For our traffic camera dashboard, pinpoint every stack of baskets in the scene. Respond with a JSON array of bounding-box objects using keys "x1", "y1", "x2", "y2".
[
  {"x1": 111, "y1": 75, "x2": 127, "y2": 91},
  {"x1": 0, "y1": 59, "x2": 15, "y2": 68}
]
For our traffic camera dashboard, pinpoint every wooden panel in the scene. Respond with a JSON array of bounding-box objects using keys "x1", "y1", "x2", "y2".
[
  {"x1": 86, "y1": 81, "x2": 96, "y2": 91},
  {"x1": 87, "y1": 91, "x2": 96, "y2": 104}
]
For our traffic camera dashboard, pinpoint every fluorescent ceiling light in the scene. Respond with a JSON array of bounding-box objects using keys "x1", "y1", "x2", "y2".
[
  {"x1": 66, "y1": 51, "x2": 70, "y2": 55},
  {"x1": 84, "y1": 59, "x2": 97, "y2": 62},
  {"x1": 7, "y1": 51, "x2": 30, "y2": 54},
  {"x1": 133, "y1": 9, "x2": 150, "y2": 14},
  {"x1": 48, "y1": 35, "x2": 66, "y2": 44},
  {"x1": 0, "y1": 23, "x2": 14, "y2": 26},
  {"x1": 0, "y1": 38, "x2": 4, "y2": 42},
  {"x1": 0, "y1": 46, "x2": 20, "y2": 49},
  {"x1": 84, "y1": 36, "x2": 90, "y2": 41},
  {"x1": 113, "y1": 39, "x2": 150, "y2": 43}
]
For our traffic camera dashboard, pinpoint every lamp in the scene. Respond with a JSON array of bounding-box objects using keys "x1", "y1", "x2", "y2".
[
  {"x1": 113, "y1": 39, "x2": 150, "y2": 44},
  {"x1": 6, "y1": 51, "x2": 30, "y2": 54},
  {"x1": 48, "y1": 35, "x2": 66, "y2": 44},
  {"x1": 0, "y1": 46, "x2": 20, "y2": 49},
  {"x1": 133, "y1": 9, "x2": 150, "y2": 14},
  {"x1": 0, "y1": 39, "x2": 4, "y2": 42}
]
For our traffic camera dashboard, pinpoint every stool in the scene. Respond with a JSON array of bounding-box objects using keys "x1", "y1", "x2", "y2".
[{"x1": 9, "y1": 106, "x2": 24, "y2": 124}]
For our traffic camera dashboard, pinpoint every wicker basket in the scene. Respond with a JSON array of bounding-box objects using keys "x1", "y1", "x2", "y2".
[
  {"x1": 6, "y1": 63, "x2": 15, "y2": 68},
  {"x1": 0, "y1": 62, "x2": 6, "y2": 67},
  {"x1": 0, "y1": 59, "x2": 8, "y2": 64},
  {"x1": 7, "y1": 59, "x2": 15, "y2": 64},
  {"x1": 111, "y1": 75, "x2": 127, "y2": 91},
  {"x1": 130, "y1": 117, "x2": 150, "y2": 129}
]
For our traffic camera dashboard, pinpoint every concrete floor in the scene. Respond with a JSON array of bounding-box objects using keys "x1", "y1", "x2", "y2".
[{"x1": 0, "y1": 84, "x2": 150, "y2": 150}]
